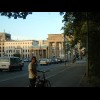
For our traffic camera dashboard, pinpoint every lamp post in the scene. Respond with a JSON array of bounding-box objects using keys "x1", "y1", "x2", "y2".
[
  {"x1": 69, "y1": 44, "x2": 72, "y2": 63},
  {"x1": 64, "y1": 33, "x2": 67, "y2": 66},
  {"x1": 39, "y1": 47, "x2": 42, "y2": 59},
  {"x1": 67, "y1": 41, "x2": 71, "y2": 63}
]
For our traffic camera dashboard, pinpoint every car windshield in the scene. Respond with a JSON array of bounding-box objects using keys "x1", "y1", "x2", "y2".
[
  {"x1": 41, "y1": 59, "x2": 47, "y2": 61},
  {"x1": 0, "y1": 58, "x2": 9, "y2": 62}
]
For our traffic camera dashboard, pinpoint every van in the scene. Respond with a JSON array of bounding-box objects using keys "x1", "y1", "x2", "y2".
[{"x1": 0, "y1": 57, "x2": 24, "y2": 71}]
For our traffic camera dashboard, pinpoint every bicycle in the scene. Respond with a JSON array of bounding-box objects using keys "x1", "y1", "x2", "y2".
[{"x1": 35, "y1": 70, "x2": 51, "y2": 87}]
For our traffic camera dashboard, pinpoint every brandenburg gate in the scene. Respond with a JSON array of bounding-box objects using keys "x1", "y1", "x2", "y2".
[{"x1": 47, "y1": 34, "x2": 64, "y2": 58}]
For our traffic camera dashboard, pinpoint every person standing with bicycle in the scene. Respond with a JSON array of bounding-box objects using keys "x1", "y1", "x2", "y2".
[{"x1": 28, "y1": 56, "x2": 38, "y2": 87}]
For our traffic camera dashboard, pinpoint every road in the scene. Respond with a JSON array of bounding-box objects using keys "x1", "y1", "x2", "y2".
[{"x1": 0, "y1": 60, "x2": 87, "y2": 87}]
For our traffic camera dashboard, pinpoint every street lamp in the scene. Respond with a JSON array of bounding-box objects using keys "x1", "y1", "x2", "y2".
[
  {"x1": 64, "y1": 33, "x2": 67, "y2": 66},
  {"x1": 68, "y1": 43, "x2": 71, "y2": 63},
  {"x1": 39, "y1": 43, "x2": 42, "y2": 59},
  {"x1": 66, "y1": 43, "x2": 69, "y2": 62}
]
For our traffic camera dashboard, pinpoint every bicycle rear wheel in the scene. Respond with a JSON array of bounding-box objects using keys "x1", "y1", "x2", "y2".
[{"x1": 44, "y1": 80, "x2": 51, "y2": 87}]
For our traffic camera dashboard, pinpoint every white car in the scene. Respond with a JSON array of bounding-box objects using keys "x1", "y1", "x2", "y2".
[
  {"x1": 40, "y1": 58, "x2": 48, "y2": 65},
  {"x1": 47, "y1": 58, "x2": 51, "y2": 65},
  {"x1": 23, "y1": 59, "x2": 29, "y2": 62},
  {"x1": 0, "y1": 57, "x2": 24, "y2": 71}
]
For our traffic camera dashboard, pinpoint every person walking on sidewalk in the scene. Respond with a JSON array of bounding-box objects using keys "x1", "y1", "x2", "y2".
[{"x1": 28, "y1": 56, "x2": 38, "y2": 87}]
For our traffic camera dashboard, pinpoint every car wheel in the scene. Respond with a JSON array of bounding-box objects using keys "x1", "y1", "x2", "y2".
[
  {"x1": 8, "y1": 68, "x2": 12, "y2": 72},
  {"x1": 0, "y1": 69, "x2": 3, "y2": 72}
]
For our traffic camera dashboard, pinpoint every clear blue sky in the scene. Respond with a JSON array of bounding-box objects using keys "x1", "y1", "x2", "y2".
[{"x1": 0, "y1": 12, "x2": 64, "y2": 40}]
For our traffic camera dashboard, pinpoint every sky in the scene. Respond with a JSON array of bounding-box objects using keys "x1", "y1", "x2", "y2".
[{"x1": 0, "y1": 12, "x2": 64, "y2": 40}]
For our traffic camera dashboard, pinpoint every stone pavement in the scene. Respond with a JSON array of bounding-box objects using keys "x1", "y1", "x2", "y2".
[
  {"x1": 79, "y1": 74, "x2": 94, "y2": 87},
  {"x1": 75, "y1": 57, "x2": 100, "y2": 87},
  {"x1": 67, "y1": 57, "x2": 92, "y2": 87},
  {"x1": 74, "y1": 57, "x2": 94, "y2": 87}
]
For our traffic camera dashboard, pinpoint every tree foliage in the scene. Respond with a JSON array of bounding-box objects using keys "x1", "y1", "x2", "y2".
[
  {"x1": 0, "y1": 12, "x2": 32, "y2": 19},
  {"x1": 61, "y1": 12, "x2": 100, "y2": 84}
]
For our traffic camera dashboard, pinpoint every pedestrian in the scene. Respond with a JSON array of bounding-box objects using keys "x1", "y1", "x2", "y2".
[{"x1": 28, "y1": 56, "x2": 38, "y2": 87}]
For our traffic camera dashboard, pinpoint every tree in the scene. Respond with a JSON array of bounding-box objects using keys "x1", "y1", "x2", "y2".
[
  {"x1": 0, "y1": 12, "x2": 32, "y2": 19},
  {"x1": 61, "y1": 12, "x2": 100, "y2": 86}
]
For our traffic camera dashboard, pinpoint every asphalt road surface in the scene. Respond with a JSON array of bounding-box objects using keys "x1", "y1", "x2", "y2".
[{"x1": 0, "y1": 60, "x2": 86, "y2": 87}]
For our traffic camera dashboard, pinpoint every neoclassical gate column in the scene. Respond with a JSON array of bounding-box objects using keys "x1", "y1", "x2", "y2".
[
  {"x1": 48, "y1": 42, "x2": 52, "y2": 58},
  {"x1": 57, "y1": 42, "x2": 59, "y2": 57}
]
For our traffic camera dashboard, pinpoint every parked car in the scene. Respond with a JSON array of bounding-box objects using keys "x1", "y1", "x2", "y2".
[
  {"x1": 23, "y1": 58, "x2": 29, "y2": 62},
  {"x1": 20, "y1": 59, "x2": 24, "y2": 67},
  {"x1": 57, "y1": 58, "x2": 63, "y2": 63},
  {"x1": 39, "y1": 58, "x2": 49, "y2": 65},
  {"x1": 51, "y1": 58, "x2": 58, "y2": 64},
  {"x1": 47, "y1": 58, "x2": 52, "y2": 65},
  {"x1": 23, "y1": 58, "x2": 31, "y2": 62},
  {"x1": 0, "y1": 57, "x2": 24, "y2": 72}
]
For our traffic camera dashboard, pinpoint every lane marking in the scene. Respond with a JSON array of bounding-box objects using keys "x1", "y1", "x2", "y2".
[
  {"x1": 47, "y1": 68, "x2": 67, "y2": 79},
  {"x1": 76, "y1": 72, "x2": 86, "y2": 87},
  {"x1": 0, "y1": 63, "x2": 86, "y2": 83},
  {"x1": 46, "y1": 64, "x2": 86, "y2": 79}
]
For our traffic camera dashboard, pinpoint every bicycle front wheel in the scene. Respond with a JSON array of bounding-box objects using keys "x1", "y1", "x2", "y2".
[{"x1": 44, "y1": 80, "x2": 51, "y2": 87}]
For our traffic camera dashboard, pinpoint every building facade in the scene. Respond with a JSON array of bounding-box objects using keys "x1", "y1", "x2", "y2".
[
  {"x1": 4, "y1": 40, "x2": 39, "y2": 58},
  {"x1": 0, "y1": 32, "x2": 11, "y2": 41},
  {"x1": 0, "y1": 32, "x2": 67, "y2": 60},
  {"x1": 0, "y1": 32, "x2": 11, "y2": 57}
]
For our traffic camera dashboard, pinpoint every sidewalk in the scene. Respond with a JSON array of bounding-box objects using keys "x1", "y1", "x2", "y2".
[
  {"x1": 75, "y1": 57, "x2": 87, "y2": 64},
  {"x1": 74, "y1": 57, "x2": 94, "y2": 87},
  {"x1": 76, "y1": 57, "x2": 100, "y2": 87},
  {"x1": 67, "y1": 58, "x2": 92, "y2": 87},
  {"x1": 79, "y1": 74, "x2": 94, "y2": 87}
]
